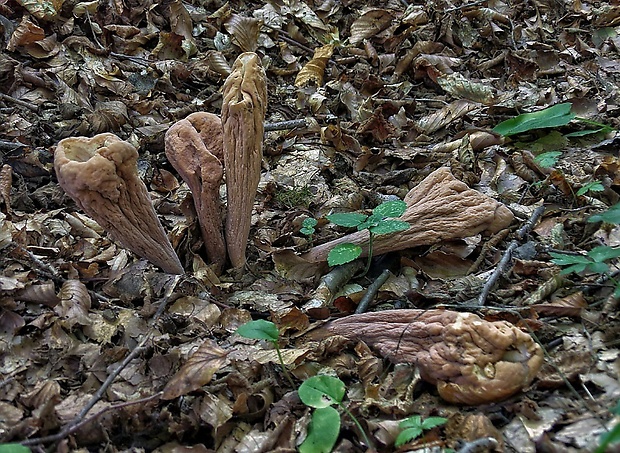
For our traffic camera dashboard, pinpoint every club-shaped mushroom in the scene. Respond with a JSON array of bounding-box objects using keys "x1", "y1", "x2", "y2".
[
  {"x1": 165, "y1": 112, "x2": 227, "y2": 273},
  {"x1": 221, "y1": 52, "x2": 267, "y2": 269},
  {"x1": 54, "y1": 133, "x2": 184, "y2": 274}
]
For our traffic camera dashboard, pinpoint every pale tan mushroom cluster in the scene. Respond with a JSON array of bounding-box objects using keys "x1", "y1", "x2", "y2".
[
  {"x1": 54, "y1": 52, "x2": 266, "y2": 274},
  {"x1": 313, "y1": 309, "x2": 544, "y2": 405},
  {"x1": 165, "y1": 52, "x2": 267, "y2": 272}
]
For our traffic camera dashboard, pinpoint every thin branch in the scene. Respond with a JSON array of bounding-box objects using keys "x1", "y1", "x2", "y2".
[
  {"x1": 264, "y1": 118, "x2": 308, "y2": 131},
  {"x1": 22, "y1": 334, "x2": 151, "y2": 447},
  {"x1": 355, "y1": 268, "x2": 392, "y2": 314},
  {"x1": 477, "y1": 206, "x2": 545, "y2": 305},
  {"x1": 0, "y1": 92, "x2": 39, "y2": 112}
]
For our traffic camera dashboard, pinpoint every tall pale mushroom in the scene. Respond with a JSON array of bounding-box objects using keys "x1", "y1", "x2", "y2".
[
  {"x1": 221, "y1": 52, "x2": 267, "y2": 269},
  {"x1": 165, "y1": 112, "x2": 227, "y2": 273},
  {"x1": 54, "y1": 133, "x2": 184, "y2": 274}
]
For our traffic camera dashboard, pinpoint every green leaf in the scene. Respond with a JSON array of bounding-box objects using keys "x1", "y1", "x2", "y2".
[
  {"x1": 565, "y1": 127, "x2": 610, "y2": 138},
  {"x1": 589, "y1": 204, "x2": 620, "y2": 224},
  {"x1": 372, "y1": 200, "x2": 407, "y2": 218},
  {"x1": 395, "y1": 427, "x2": 424, "y2": 447},
  {"x1": 399, "y1": 415, "x2": 422, "y2": 429},
  {"x1": 299, "y1": 407, "x2": 341, "y2": 453},
  {"x1": 493, "y1": 103, "x2": 575, "y2": 136},
  {"x1": 326, "y1": 212, "x2": 368, "y2": 228},
  {"x1": 588, "y1": 246, "x2": 620, "y2": 263},
  {"x1": 235, "y1": 320, "x2": 279, "y2": 342},
  {"x1": 588, "y1": 262, "x2": 610, "y2": 274},
  {"x1": 421, "y1": 416, "x2": 448, "y2": 430},
  {"x1": 301, "y1": 218, "x2": 318, "y2": 236},
  {"x1": 327, "y1": 243, "x2": 362, "y2": 266},
  {"x1": 298, "y1": 375, "x2": 345, "y2": 408},
  {"x1": 576, "y1": 181, "x2": 604, "y2": 196},
  {"x1": 369, "y1": 220, "x2": 410, "y2": 236},
  {"x1": 595, "y1": 422, "x2": 620, "y2": 453},
  {"x1": 0, "y1": 445, "x2": 31, "y2": 453},
  {"x1": 534, "y1": 151, "x2": 562, "y2": 168},
  {"x1": 611, "y1": 400, "x2": 620, "y2": 415},
  {"x1": 549, "y1": 252, "x2": 591, "y2": 266},
  {"x1": 357, "y1": 213, "x2": 382, "y2": 231}
]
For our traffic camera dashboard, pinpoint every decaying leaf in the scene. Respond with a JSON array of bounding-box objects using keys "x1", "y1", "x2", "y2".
[
  {"x1": 163, "y1": 340, "x2": 230, "y2": 400},
  {"x1": 349, "y1": 9, "x2": 395, "y2": 45},
  {"x1": 295, "y1": 44, "x2": 334, "y2": 87},
  {"x1": 0, "y1": 165, "x2": 12, "y2": 216}
]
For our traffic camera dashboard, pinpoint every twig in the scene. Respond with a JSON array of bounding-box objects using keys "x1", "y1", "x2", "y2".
[
  {"x1": 22, "y1": 334, "x2": 151, "y2": 447},
  {"x1": 22, "y1": 393, "x2": 162, "y2": 447},
  {"x1": 264, "y1": 118, "x2": 308, "y2": 131},
  {"x1": 355, "y1": 268, "x2": 392, "y2": 314},
  {"x1": 303, "y1": 260, "x2": 364, "y2": 310},
  {"x1": 456, "y1": 437, "x2": 499, "y2": 453},
  {"x1": 477, "y1": 206, "x2": 545, "y2": 305},
  {"x1": 0, "y1": 92, "x2": 39, "y2": 112}
]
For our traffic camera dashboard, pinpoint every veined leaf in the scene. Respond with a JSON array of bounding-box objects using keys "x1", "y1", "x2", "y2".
[
  {"x1": 298, "y1": 407, "x2": 340, "y2": 453},
  {"x1": 235, "y1": 319, "x2": 279, "y2": 342},
  {"x1": 589, "y1": 204, "x2": 620, "y2": 224},
  {"x1": 372, "y1": 199, "x2": 407, "y2": 218},
  {"x1": 588, "y1": 246, "x2": 620, "y2": 263},
  {"x1": 535, "y1": 151, "x2": 562, "y2": 168},
  {"x1": 298, "y1": 375, "x2": 345, "y2": 408},
  {"x1": 493, "y1": 103, "x2": 575, "y2": 136},
  {"x1": 327, "y1": 243, "x2": 362, "y2": 266},
  {"x1": 370, "y1": 220, "x2": 410, "y2": 235},
  {"x1": 326, "y1": 212, "x2": 367, "y2": 228},
  {"x1": 549, "y1": 252, "x2": 591, "y2": 266}
]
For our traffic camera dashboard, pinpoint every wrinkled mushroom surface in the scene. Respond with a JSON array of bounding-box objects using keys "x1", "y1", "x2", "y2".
[
  {"x1": 165, "y1": 113, "x2": 226, "y2": 273},
  {"x1": 222, "y1": 52, "x2": 267, "y2": 268},
  {"x1": 55, "y1": 133, "x2": 184, "y2": 274},
  {"x1": 318, "y1": 309, "x2": 543, "y2": 405},
  {"x1": 301, "y1": 167, "x2": 514, "y2": 263}
]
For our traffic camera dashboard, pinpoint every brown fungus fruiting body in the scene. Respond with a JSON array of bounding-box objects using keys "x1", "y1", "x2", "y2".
[
  {"x1": 54, "y1": 133, "x2": 184, "y2": 274},
  {"x1": 222, "y1": 52, "x2": 267, "y2": 269},
  {"x1": 165, "y1": 113, "x2": 226, "y2": 273},
  {"x1": 317, "y1": 309, "x2": 543, "y2": 405},
  {"x1": 301, "y1": 167, "x2": 514, "y2": 263}
]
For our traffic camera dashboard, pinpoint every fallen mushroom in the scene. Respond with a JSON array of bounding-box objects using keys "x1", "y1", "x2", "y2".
[
  {"x1": 221, "y1": 52, "x2": 267, "y2": 268},
  {"x1": 310, "y1": 309, "x2": 543, "y2": 405},
  {"x1": 165, "y1": 112, "x2": 227, "y2": 273},
  {"x1": 301, "y1": 167, "x2": 514, "y2": 263},
  {"x1": 54, "y1": 133, "x2": 184, "y2": 274}
]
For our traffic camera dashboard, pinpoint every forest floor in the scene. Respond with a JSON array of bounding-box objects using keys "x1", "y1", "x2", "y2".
[{"x1": 1, "y1": 0, "x2": 620, "y2": 452}]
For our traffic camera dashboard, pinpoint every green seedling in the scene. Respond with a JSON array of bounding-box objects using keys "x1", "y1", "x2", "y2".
[
  {"x1": 595, "y1": 400, "x2": 620, "y2": 453},
  {"x1": 534, "y1": 151, "x2": 562, "y2": 168},
  {"x1": 235, "y1": 319, "x2": 295, "y2": 388},
  {"x1": 493, "y1": 103, "x2": 613, "y2": 137},
  {"x1": 236, "y1": 321, "x2": 372, "y2": 453},
  {"x1": 0, "y1": 445, "x2": 30, "y2": 453},
  {"x1": 395, "y1": 415, "x2": 448, "y2": 448},
  {"x1": 300, "y1": 217, "x2": 318, "y2": 237},
  {"x1": 576, "y1": 180, "x2": 604, "y2": 196},
  {"x1": 326, "y1": 200, "x2": 410, "y2": 275},
  {"x1": 298, "y1": 375, "x2": 373, "y2": 453},
  {"x1": 551, "y1": 203, "x2": 620, "y2": 297}
]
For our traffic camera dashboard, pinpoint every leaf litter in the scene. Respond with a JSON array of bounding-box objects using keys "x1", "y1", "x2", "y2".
[{"x1": 0, "y1": 0, "x2": 619, "y2": 451}]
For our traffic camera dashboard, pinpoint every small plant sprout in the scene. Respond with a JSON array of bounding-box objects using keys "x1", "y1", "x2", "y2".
[
  {"x1": 300, "y1": 217, "x2": 318, "y2": 237},
  {"x1": 595, "y1": 400, "x2": 620, "y2": 453},
  {"x1": 235, "y1": 319, "x2": 295, "y2": 388},
  {"x1": 298, "y1": 375, "x2": 373, "y2": 453},
  {"x1": 0, "y1": 445, "x2": 30, "y2": 453},
  {"x1": 534, "y1": 151, "x2": 562, "y2": 168},
  {"x1": 551, "y1": 203, "x2": 620, "y2": 297},
  {"x1": 395, "y1": 415, "x2": 448, "y2": 448},
  {"x1": 576, "y1": 180, "x2": 604, "y2": 196},
  {"x1": 326, "y1": 199, "x2": 410, "y2": 275}
]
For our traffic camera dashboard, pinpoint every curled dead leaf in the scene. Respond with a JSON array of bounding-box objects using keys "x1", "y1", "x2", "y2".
[
  {"x1": 349, "y1": 9, "x2": 394, "y2": 45},
  {"x1": 162, "y1": 340, "x2": 230, "y2": 400},
  {"x1": 224, "y1": 14, "x2": 260, "y2": 53},
  {"x1": 295, "y1": 44, "x2": 334, "y2": 87}
]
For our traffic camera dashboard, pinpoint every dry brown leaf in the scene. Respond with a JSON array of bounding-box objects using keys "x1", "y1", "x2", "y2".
[
  {"x1": 224, "y1": 14, "x2": 260, "y2": 53},
  {"x1": 162, "y1": 340, "x2": 230, "y2": 400},
  {"x1": 0, "y1": 165, "x2": 12, "y2": 217},
  {"x1": 16, "y1": 0, "x2": 64, "y2": 21},
  {"x1": 414, "y1": 99, "x2": 479, "y2": 134},
  {"x1": 532, "y1": 291, "x2": 588, "y2": 318},
  {"x1": 6, "y1": 16, "x2": 45, "y2": 51},
  {"x1": 349, "y1": 9, "x2": 394, "y2": 45},
  {"x1": 294, "y1": 44, "x2": 334, "y2": 87}
]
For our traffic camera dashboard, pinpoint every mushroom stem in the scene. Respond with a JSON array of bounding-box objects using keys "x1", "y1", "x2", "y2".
[
  {"x1": 221, "y1": 52, "x2": 267, "y2": 269},
  {"x1": 54, "y1": 133, "x2": 184, "y2": 274},
  {"x1": 165, "y1": 113, "x2": 226, "y2": 273},
  {"x1": 301, "y1": 167, "x2": 514, "y2": 263}
]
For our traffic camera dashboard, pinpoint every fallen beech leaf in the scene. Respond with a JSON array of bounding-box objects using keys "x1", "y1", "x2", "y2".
[
  {"x1": 295, "y1": 44, "x2": 334, "y2": 87},
  {"x1": 162, "y1": 341, "x2": 230, "y2": 400}
]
